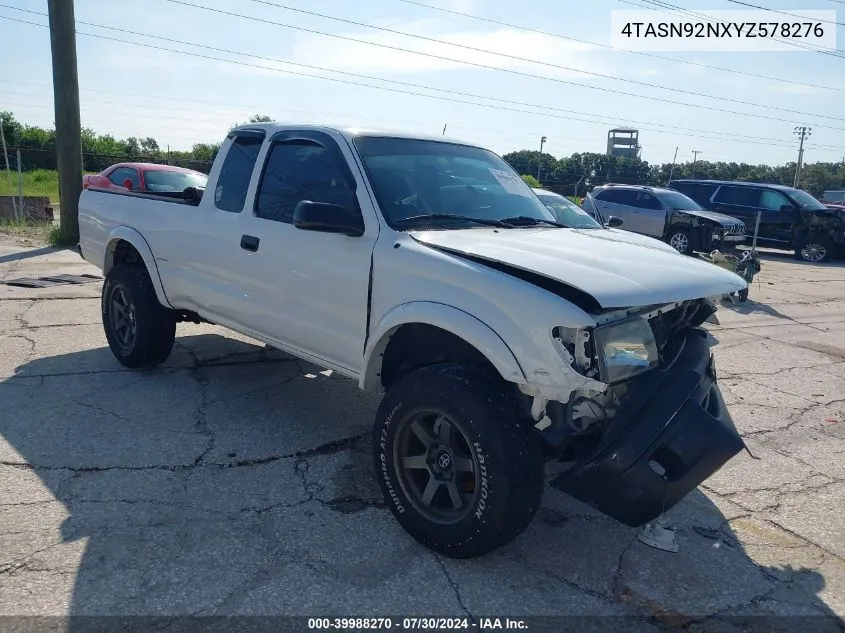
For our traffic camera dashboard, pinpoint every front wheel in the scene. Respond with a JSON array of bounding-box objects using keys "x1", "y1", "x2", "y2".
[
  {"x1": 795, "y1": 237, "x2": 831, "y2": 263},
  {"x1": 373, "y1": 363, "x2": 544, "y2": 559},
  {"x1": 667, "y1": 227, "x2": 694, "y2": 256},
  {"x1": 102, "y1": 265, "x2": 176, "y2": 368}
]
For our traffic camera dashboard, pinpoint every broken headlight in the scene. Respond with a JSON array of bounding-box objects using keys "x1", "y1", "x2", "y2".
[{"x1": 593, "y1": 317, "x2": 659, "y2": 383}]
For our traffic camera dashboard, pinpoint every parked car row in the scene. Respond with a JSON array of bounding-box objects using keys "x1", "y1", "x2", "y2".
[{"x1": 539, "y1": 179, "x2": 842, "y2": 263}]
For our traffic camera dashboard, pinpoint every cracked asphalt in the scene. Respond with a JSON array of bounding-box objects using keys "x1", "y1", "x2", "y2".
[{"x1": 1, "y1": 236, "x2": 844, "y2": 632}]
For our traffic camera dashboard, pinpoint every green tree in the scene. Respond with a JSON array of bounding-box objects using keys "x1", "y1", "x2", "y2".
[
  {"x1": 248, "y1": 114, "x2": 272, "y2": 123},
  {"x1": 520, "y1": 174, "x2": 540, "y2": 187}
]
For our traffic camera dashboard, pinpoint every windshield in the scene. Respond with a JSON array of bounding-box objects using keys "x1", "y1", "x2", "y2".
[
  {"x1": 658, "y1": 190, "x2": 702, "y2": 210},
  {"x1": 353, "y1": 136, "x2": 568, "y2": 229},
  {"x1": 536, "y1": 194, "x2": 602, "y2": 229},
  {"x1": 144, "y1": 170, "x2": 207, "y2": 193},
  {"x1": 787, "y1": 188, "x2": 827, "y2": 210}
]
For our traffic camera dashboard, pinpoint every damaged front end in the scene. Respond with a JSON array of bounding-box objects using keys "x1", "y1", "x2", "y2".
[{"x1": 523, "y1": 298, "x2": 746, "y2": 527}]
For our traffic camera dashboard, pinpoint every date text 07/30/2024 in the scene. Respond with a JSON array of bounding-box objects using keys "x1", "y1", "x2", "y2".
[{"x1": 307, "y1": 617, "x2": 528, "y2": 630}]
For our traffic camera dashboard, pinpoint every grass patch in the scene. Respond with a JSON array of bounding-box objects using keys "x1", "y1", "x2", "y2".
[
  {"x1": 0, "y1": 169, "x2": 61, "y2": 202},
  {"x1": 0, "y1": 218, "x2": 65, "y2": 247}
]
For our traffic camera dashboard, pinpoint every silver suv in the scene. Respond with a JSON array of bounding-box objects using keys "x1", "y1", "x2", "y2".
[{"x1": 581, "y1": 184, "x2": 746, "y2": 255}]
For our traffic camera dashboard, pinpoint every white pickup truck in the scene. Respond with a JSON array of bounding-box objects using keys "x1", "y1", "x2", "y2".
[{"x1": 78, "y1": 124, "x2": 748, "y2": 559}]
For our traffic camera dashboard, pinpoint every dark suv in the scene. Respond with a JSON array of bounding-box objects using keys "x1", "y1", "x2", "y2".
[
  {"x1": 581, "y1": 184, "x2": 746, "y2": 256},
  {"x1": 670, "y1": 179, "x2": 844, "y2": 263}
]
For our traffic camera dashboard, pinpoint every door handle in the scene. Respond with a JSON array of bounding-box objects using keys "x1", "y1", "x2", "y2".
[{"x1": 240, "y1": 235, "x2": 260, "y2": 252}]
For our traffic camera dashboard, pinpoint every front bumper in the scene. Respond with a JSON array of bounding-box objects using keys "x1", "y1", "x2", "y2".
[{"x1": 549, "y1": 328, "x2": 745, "y2": 527}]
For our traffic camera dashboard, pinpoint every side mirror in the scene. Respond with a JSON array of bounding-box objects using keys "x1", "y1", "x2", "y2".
[
  {"x1": 606, "y1": 215, "x2": 624, "y2": 228},
  {"x1": 780, "y1": 204, "x2": 796, "y2": 213},
  {"x1": 293, "y1": 200, "x2": 364, "y2": 237},
  {"x1": 123, "y1": 178, "x2": 134, "y2": 190}
]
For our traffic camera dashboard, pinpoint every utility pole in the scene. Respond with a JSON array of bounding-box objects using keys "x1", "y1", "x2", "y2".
[
  {"x1": 536, "y1": 135, "x2": 547, "y2": 182},
  {"x1": 48, "y1": 0, "x2": 83, "y2": 244},
  {"x1": 666, "y1": 146, "x2": 679, "y2": 186},
  {"x1": 793, "y1": 126, "x2": 811, "y2": 188},
  {"x1": 691, "y1": 150, "x2": 702, "y2": 179}
]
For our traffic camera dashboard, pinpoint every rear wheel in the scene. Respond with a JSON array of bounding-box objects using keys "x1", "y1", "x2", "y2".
[
  {"x1": 373, "y1": 363, "x2": 544, "y2": 559},
  {"x1": 667, "y1": 227, "x2": 694, "y2": 255},
  {"x1": 102, "y1": 264, "x2": 176, "y2": 368}
]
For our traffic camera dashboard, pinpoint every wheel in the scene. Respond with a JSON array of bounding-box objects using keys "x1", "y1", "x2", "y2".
[
  {"x1": 101, "y1": 264, "x2": 176, "y2": 368},
  {"x1": 795, "y1": 237, "x2": 830, "y2": 263},
  {"x1": 667, "y1": 228, "x2": 694, "y2": 256},
  {"x1": 737, "y1": 287, "x2": 749, "y2": 302},
  {"x1": 373, "y1": 363, "x2": 544, "y2": 559}
]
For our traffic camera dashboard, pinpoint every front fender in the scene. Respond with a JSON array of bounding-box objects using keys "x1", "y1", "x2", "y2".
[
  {"x1": 104, "y1": 227, "x2": 172, "y2": 308},
  {"x1": 360, "y1": 301, "x2": 526, "y2": 392}
]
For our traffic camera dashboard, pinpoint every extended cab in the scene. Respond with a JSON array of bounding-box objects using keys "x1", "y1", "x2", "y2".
[{"x1": 78, "y1": 124, "x2": 748, "y2": 558}]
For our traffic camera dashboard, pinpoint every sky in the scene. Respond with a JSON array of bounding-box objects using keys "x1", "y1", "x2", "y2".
[{"x1": 1, "y1": 0, "x2": 845, "y2": 168}]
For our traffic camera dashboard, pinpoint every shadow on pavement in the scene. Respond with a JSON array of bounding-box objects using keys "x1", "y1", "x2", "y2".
[
  {"x1": 1, "y1": 334, "x2": 842, "y2": 632},
  {"x1": 0, "y1": 245, "x2": 63, "y2": 265}
]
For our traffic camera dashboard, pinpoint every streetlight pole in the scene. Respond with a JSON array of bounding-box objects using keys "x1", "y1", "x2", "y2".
[
  {"x1": 691, "y1": 150, "x2": 702, "y2": 179},
  {"x1": 536, "y1": 135, "x2": 547, "y2": 182}
]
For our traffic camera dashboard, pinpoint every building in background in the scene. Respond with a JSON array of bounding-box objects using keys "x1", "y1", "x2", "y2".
[{"x1": 606, "y1": 127, "x2": 641, "y2": 159}]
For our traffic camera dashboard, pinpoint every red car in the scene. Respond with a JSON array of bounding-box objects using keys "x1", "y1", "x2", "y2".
[{"x1": 83, "y1": 163, "x2": 207, "y2": 194}]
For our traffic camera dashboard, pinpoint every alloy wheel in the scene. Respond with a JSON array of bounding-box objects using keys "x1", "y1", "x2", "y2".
[
  {"x1": 109, "y1": 286, "x2": 137, "y2": 348},
  {"x1": 669, "y1": 232, "x2": 689, "y2": 254},
  {"x1": 801, "y1": 243, "x2": 827, "y2": 263},
  {"x1": 393, "y1": 408, "x2": 479, "y2": 525}
]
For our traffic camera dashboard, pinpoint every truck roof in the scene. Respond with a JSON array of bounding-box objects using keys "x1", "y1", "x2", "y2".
[{"x1": 227, "y1": 122, "x2": 479, "y2": 147}]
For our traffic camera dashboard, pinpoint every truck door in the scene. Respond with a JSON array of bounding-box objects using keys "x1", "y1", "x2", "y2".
[
  {"x1": 236, "y1": 130, "x2": 378, "y2": 375},
  {"x1": 594, "y1": 189, "x2": 639, "y2": 230},
  {"x1": 710, "y1": 185, "x2": 781, "y2": 242},
  {"x1": 757, "y1": 189, "x2": 798, "y2": 243}
]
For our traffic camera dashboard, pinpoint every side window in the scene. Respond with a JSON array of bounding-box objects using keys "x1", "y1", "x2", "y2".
[
  {"x1": 759, "y1": 190, "x2": 790, "y2": 211},
  {"x1": 109, "y1": 167, "x2": 139, "y2": 190},
  {"x1": 255, "y1": 141, "x2": 356, "y2": 224},
  {"x1": 713, "y1": 186, "x2": 761, "y2": 207},
  {"x1": 214, "y1": 135, "x2": 264, "y2": 213},
  {"x1": 633, "y1": 192, "x2": 661, "y2": 210},
  {"x1": 595, "y1": 189, "x2": 636, "y2": 205}
]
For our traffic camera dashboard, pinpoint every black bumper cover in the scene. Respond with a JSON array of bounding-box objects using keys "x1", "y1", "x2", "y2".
[{"x1": 549, "y1": 328, "x2": 745, "y2": 527}]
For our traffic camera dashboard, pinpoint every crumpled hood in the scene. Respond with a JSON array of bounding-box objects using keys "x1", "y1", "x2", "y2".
[
  {"x1": 677, "y1": 209, "x2": 745, "y2": 228},
  {"x1": 411, "y1": 227, "x2": 746, "y2": 309}
]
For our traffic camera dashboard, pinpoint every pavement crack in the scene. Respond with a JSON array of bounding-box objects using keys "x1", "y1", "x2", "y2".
[{"x1": 433, "y1": 554, "x2": 476, "y2": 623}]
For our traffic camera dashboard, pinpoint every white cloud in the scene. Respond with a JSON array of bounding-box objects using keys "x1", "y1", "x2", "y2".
[{"x1": 286, "y1": 22, "x2": 600, "y2": 78}]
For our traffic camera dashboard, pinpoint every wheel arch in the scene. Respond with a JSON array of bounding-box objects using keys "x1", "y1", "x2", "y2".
[
  {"x1": 360, "y1": 302, "x2": 527, "y2": 393},
  {"x1": 104, "y1": 227, "x2": 172, "y2": 308}
]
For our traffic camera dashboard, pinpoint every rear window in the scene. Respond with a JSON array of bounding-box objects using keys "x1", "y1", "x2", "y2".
[
  {"x1": 145, "y1": 170, "x2": 207, "y2": 193},
  {"x1": 214, "y1": 134, "x2": 264, "y2": 213},
  {"x1": 713, "y1": 185, "x2": 761, "y2": 207}
]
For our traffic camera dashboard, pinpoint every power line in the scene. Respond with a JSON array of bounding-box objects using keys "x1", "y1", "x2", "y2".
[
  {"x1": 723, "y1": 0, "x2": 845, "y2": 27},
  {"x1": 159, "y1": 0, "x2": 845, "y2": 125},
  {"x1": 399, "y1": 0, "x2": 845, "y2": 95},
  {"x1": 7, "y1": 13, "x2": 845, "y2": 151},
  {"x1": 4, "y1": 13, "x2": 845, "y2": 156},
  {"x1": 6, "y1": 2, "x2": 845, "y2": 134}
]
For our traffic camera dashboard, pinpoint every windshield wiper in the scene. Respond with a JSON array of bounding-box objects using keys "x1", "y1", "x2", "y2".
[
  {"x1": 499, "y1": 215, "x2": 568, "y2": 228},
  {"x1": 393, "y1": 214, "x2": 513, "y2": 228}
]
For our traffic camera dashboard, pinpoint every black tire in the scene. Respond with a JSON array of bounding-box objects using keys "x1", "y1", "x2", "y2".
[
  {"x1": 101, "y1": 264, "x2": 176, "y2": 368},
  {"x1": 737, "y1": 287, "x2": 749, "y2": 302},
  {"x1": 794, "y1": 236, "x2": 831, "y2": 263},
  {"x1": 373, "y1": 363, "x2": 544, "y2": 559},
  {"x1": 667, "y1": 227, "x2": 695, "y2": 256}
]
